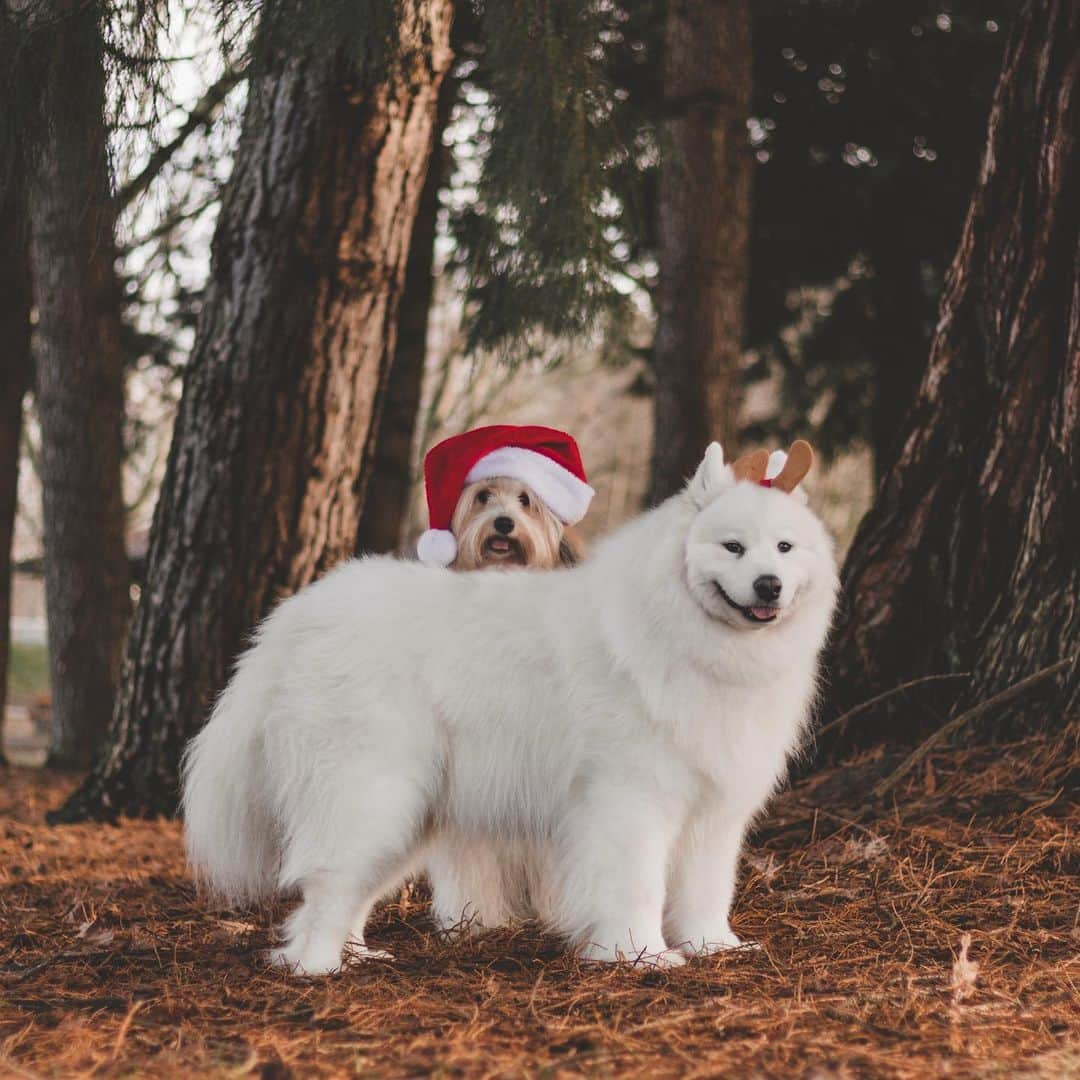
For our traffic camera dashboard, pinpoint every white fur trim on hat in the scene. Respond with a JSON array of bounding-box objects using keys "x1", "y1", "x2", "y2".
[
  {"x1": 466, "y1": 447, "x2": 595, "y2": 525},
  {"x1": 417, "y1": 528, "x2": 457, "y2": 567}
]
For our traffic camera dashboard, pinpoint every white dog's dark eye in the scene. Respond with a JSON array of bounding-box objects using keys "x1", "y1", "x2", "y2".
[
  {"x1": 519, "y1": 492, "x2": 531, "y2": 509},
  {"x1": 778, "y1": 541, "x2": 793, "y2": 553},
  {"x1": 477, "y1": 490, "x2": 491, "y2": 505},
  {"x1": 723, "y1": 541, "x2": 745, "y2": 556}
]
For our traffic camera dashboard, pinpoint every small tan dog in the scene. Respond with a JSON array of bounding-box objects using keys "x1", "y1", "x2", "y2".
[
  {"x1": 416, "y1": 425, "x2": 594, "y2": 571},
  {"x1": 450, "y1": 477, "x2": 583, "y2": 570}
]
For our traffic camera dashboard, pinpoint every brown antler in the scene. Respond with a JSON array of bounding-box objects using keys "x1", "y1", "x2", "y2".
[
  {"x1": 772, "y1": 440, "x2": 814, "y2": 493},
  {"x1": 731, "y1": 448, "x2": 770, "y2": 484}
]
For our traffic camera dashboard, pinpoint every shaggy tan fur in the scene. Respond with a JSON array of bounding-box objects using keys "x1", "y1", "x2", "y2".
[{"x1": 449, "y1": 477, "x2": 582, "y2": 571}]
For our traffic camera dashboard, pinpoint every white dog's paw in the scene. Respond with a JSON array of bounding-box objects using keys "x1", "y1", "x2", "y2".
[
  {"x1": 579, "y1": 942, "x2": 687, "y2": 969},
  {"x1": 674, "y1": 931, "x2": 760, "y2": 958},
  {"x1": 267, "y1": 946, "x2": 344, "y2": 977}
]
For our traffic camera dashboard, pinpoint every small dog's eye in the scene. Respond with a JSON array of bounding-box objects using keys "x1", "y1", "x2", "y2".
[
  {"x1": 723, "y1": 541, "x2": 744, "y2": 556},
  {"x1": 519, "y1": 492, "x2": 531, "y2": 509},
  {"x1": 778, "y1": 541, "x2": 793, "y2": 553},
  {"x1": 477, "y1": 490, "x2": 490, "y2": 506}
]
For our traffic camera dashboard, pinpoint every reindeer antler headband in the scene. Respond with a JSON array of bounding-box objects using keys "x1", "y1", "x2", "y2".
[{"x1": 730, "y1": 440, "x2": 814, "y2": 493}]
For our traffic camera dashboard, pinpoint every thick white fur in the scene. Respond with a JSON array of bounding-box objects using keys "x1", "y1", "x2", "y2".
[{"x1": 181, "y1": 444, "x2": 838, "y2": 974}]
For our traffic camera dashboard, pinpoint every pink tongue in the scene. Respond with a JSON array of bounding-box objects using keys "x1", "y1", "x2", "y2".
[
  {"x1": 750, "y1": 606, "x2": 776, "y2": 620},
  {"x1": 489, "y1": 538, "x2": 511, "y2": 552}
]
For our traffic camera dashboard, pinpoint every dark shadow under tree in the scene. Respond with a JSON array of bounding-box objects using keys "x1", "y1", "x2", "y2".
[{"x1": 823, "y1": 0, "x2": 1080, "y2": 750}]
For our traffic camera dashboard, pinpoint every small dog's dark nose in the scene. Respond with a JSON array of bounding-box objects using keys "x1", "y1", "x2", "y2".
[
  {"x1": 493, "y1": 516, "x2": 515, "y2": 535},
  {"x1": 753, "y1": 575, "x2": 782, "y2": 602}
]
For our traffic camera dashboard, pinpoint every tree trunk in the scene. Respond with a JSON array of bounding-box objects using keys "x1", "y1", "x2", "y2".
[
  {"x1": 824, "y1": 0, "x2": 1080, "y2": 750},
  {"x1": 355, "y1": 72, "x2": 454, "y2": 555},
  {"x1": 0, "y1": 200, "x2": 31, "y2": 764},
  {"x1": 648, "y1": 0, "x2": 752, "y2": 503},
  {"x1": 29, "y1": 3, "x2": 130, "y2": 770},
  {"x1": 55, "y1": 0, "x2": 453, "y2": 820}
]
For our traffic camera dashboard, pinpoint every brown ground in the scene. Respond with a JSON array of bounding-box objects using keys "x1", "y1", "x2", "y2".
[{"x1": 1, "y1": 731, "x2": 1077, "y2": 1079}]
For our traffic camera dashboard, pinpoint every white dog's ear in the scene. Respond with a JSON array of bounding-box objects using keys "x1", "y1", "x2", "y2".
[{"x1": 687, "y1": 442, "x2": 730, "y2": 507}]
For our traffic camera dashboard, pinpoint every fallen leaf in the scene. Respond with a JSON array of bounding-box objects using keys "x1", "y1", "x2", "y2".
[{"x1": 951, "y1": 933, "x2": 979, "y2": 1004}]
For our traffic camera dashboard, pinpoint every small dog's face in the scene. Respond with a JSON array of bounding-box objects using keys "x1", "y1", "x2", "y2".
[
  {"x1": 450, "y1": 477, "x2": 578, "y2": 571},
  {"x1": 685, "y1": 481, "x2": 836, "y2": 631}
]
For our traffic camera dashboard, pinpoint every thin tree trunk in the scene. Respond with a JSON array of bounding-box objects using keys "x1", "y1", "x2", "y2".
[
  {"x1": 355, "y1": 72, "x2": 453, "y2": 555},
  {"x1": 824, "y1": 0, "x2": 1080, "y2": 751},
  {"x1": 29, "y1": 2, "x2": 129, "y2": 770},
  {"x1": 648, "y1": 0, "x2": 752, "y2": 503},
  {"x1": 0, "y1": 201, "x2": 32, "y2": 765},
  {"x1": 55, "y1": 0, "x2": 453, "y2": 820}
]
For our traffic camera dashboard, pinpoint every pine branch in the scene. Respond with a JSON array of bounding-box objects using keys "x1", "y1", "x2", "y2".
[
  {"x1": 872, "y1": 657, "x2": 1078, "y2": 798},
  {"x1": 116, "y1": 191, "x2": 219, "y2": 256},
  {"x1": 115, "y1": 67, "x2": 245, "y2": 210},
  {"x1": 815, "y1": 672, "x2": 973, "y2": 740}
]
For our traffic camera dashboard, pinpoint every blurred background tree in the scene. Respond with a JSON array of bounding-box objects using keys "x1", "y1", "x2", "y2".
[
  {"x1": 355, "y1": 46, "x2": 458, "y2": 556},
  {"x1": 648, "y1": 0, "x2": 751, "y2": 501},
  {"x1": 4, "y1": 0, "x2": 143, "y2": 768}
]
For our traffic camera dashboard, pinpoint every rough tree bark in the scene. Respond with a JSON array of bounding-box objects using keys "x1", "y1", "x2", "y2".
[
  {"x1": 29, "y1": 2, "x2": 130, "y2": 770},
  {"x1": 55, "y1": 0, "x2": 454, "y2": 820},
  {"x1": 355, "y1": 72, "x2": 454, "y2": 555},
  {"x1": 0, "y1": 199, "x2": 32, "y2": 763},
  {"x1": 824, "y1": 0, "x2": 1080, "y2": 749},
  {"x1": 648, "y1": 0, "x2": 752, "y2": 503}
]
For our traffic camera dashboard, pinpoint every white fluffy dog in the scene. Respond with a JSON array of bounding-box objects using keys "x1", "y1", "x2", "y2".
[{"x1": 182, "y1": 441, "x2": 838, "y2": 974}]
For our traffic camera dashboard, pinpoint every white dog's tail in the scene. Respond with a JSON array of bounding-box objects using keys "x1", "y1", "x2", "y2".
[{"x1": 180, "y1": 639, "x2": 280, "y2": 906}]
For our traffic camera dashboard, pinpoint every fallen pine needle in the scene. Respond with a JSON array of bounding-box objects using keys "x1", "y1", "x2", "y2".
[{"x1": 111, "y1": 998, "x2": 146, "y2": 1060}]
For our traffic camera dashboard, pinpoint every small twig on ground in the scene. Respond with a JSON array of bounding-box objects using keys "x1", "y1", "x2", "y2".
[
  {"x1": 111, "y1": 999, "x2": 147, "y2": 1061},
  {"x1": 816, "y1": 673, "x2": 972, "y2": 740},
  {"x1": 791, "y1": 801, "x2": 879, "y2": 837},
  {"x1": 873, "y1": 656, "x2": 1076, "y2": 797}
]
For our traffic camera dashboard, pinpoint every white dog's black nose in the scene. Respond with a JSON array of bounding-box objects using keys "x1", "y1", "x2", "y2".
[
  {"x1": 493, "y1": 516, "x2": 515, "y2": 535},
  {"x1": 753, "y1": 575, "x2": 782, "y2": 602}
]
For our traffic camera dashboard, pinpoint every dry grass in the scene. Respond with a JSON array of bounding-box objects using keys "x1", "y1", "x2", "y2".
[{"x1": 2, "y1": 730, "x2": 1077, "y2": 1079}]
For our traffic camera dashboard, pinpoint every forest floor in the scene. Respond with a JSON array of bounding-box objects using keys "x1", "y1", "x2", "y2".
[{"x1": 1, "y1": 729, "x2": 1077, "y2": 1079}]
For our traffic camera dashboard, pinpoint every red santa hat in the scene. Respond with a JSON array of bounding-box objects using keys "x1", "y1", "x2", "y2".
[{"x1": 417, "y1": 425, "x2": 595, "y2": 566}]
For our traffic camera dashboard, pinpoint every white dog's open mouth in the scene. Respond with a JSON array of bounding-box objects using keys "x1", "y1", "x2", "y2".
[
  {"x1": 483, "y1": 535, "x2": 525, "y2": 563},
  {"x1": 714, "y1": 584, "x2": 779, "y2": 624}
]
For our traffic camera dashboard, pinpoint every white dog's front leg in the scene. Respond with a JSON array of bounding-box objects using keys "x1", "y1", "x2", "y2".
[
  {"x1": 664, "y1": 811, "x2": 752, "y2": 957},
  {"x1": 555, "y1": 786, "x2": 683, "y2": 967}
]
